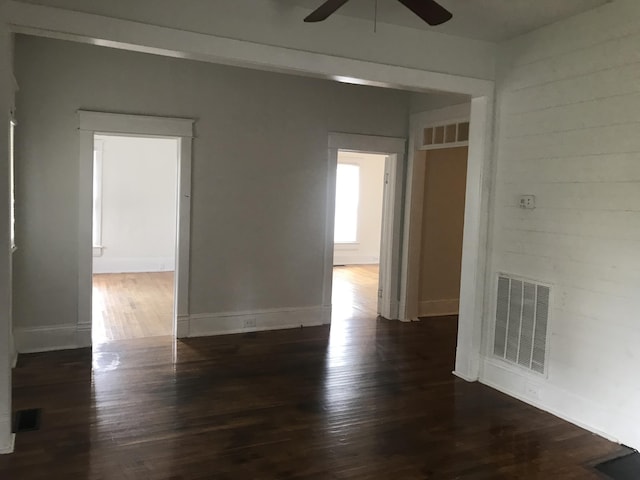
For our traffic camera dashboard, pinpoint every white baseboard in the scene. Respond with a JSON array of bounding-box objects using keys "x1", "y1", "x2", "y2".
[
  {"x1": 418, "y1": 299, "x2": 459, "y2": 317},
  {"x1": 321, "y1": 305, "x2": 332, "y2": 324},
  {"x1": 14, "y1": 324, "x2": 80, "y2": 353},
  {"x1": 13, "y1": 305, "x2": 332, "y2": 353},
  {"x1": 333, "y1": 255, "x2": 379, "y2": 266},
  {"x1": 10, "y1": 334, "x2": 17, "y2": 367},
  {"x1": 76, "y1": 323, "x2": 92, "y2": 348},
  {"x1": 92, "y1": 256, "x2": 175, "y2": 274},
  {"x1": 385, "y1": 299, "x2": 401, "y2": 321},
  {"x1": 0, "y1": 428, "x2": 15, "y2": 455},
  {"x1": 480, "y1": 357, "x2": 639, "y2": 450},
  {"x1": 176, "y1": 314, "x2": 190, "y2": 338},
  {"x1": 452, "y1": 370, "x2": 477, "y2": 382},
  {"x1": 187, "y1": 306, "x2": 330, "y2": 337}
]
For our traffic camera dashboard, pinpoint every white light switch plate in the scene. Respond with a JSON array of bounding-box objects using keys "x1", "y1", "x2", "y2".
[{"x1": 519, "y1": 195, "x2": 536, "y2": 209}]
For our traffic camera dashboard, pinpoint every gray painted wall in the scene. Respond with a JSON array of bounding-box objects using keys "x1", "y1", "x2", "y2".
[{"x1": 13, "y1": 35, "x2": 416, "y2": 329}]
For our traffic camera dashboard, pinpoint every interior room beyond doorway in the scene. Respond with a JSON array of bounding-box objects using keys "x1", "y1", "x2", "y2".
[
  {"x1": 91, "y1": 134, "x2": 179, "y2": 344},
  {"x1": 332, "y1": 150, "x2": 387, "y2": 321}
]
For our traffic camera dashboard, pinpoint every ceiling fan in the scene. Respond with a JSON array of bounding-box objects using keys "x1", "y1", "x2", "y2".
[{"x1": 304, "y1": 0, "x2": 453, "y2": 26}]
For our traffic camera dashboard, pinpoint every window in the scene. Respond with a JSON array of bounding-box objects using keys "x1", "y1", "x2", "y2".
[
  {"x1": 9, "y1": 118, "x2": 16, "y2": 251},
  {"x1": 92, "y1": 139, "x2": 104, "y2": 252},
  {"x1": 334, "y1": 163, "x2": 360, "y2": 243}
]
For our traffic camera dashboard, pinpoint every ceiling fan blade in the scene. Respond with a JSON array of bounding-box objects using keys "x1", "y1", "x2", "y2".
[
  {"x1": 397, "y1": 0, "x2": 453, "y2": 26},
  {"x1": 304, "y1": 0, "x2": 351, "y2": 22}
]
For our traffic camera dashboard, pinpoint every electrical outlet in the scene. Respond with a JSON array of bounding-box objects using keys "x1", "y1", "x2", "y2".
[
  {"x1": 519, "y1": 195, "x2": 536, "y2": 209},
  {"x1": 243, "y1": 318, "x2": 257, "y2": 328}
]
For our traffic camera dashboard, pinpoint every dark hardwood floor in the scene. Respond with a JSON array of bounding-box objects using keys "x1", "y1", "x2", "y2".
[{"x1": 0, "y1": 272, "x2": 624, "y2": 478}]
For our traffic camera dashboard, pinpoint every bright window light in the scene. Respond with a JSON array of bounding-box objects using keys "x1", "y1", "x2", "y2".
[
  {"x1": 92, "y1": 139, "x2": 104, "y2": 248},
  {"x1": 334, "y1": 163, "x2": 360, "y2": 243},
  {"x1": 9, "y1": 119, "x2": 16, "y2": 250}
]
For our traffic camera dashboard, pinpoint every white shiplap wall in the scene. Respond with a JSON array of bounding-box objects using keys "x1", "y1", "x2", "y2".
[{"x1": 482, "y1": 0, "x2": 640, "y2": 450}]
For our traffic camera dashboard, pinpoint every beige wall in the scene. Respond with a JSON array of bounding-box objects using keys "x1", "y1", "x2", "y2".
[
  {"x1": 417, "y1": 147, "x2": 468, "y2": 317},
  {"x1": 12, "y1": 35, "x2": 417, "y2": 331}
]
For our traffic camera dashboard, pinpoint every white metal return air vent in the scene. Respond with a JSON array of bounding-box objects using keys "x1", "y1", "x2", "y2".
[{"x1": 494, "y1": 275, "x2": 550, "y2": 374}]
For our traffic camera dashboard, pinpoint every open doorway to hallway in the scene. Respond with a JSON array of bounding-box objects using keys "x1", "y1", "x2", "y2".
[
  {"x1": 405, "y1": 113, "x2": 470, "y2": 321},
  {"x1": 91, "y1": 134, "x2": 179, "y2": 344},
  {"x1": 332, "y1": 150, "x2": 387, "y2": 320},
  {"x1": 415, "y1": 146, "x2": 468, "y2": 318}
]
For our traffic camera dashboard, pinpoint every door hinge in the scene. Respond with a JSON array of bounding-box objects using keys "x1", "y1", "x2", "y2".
[
  {"x1": 378, "y1": 289, "x2": 383, "y2": 298},
  {"x1": 384, "y1": 172, "x2": 390, "y2": 185}
]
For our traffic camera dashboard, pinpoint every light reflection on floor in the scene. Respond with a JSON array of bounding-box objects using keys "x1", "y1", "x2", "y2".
[
  {"x1": 92, "y1": 283, "x2": 109, "y2": 345},
  {"x1": 326, "y1": 264, "x2": 379, "y2": 406},
  {"x1": 331, "y1": 264, "x2": 379, "y2": 322},
  {"x1": 91, "y1": 272, "x2": 174, "y2": 345}
]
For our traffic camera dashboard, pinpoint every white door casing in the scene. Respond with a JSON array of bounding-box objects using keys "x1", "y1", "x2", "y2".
[
  {"x1": 77, "y1": 111, "x2": 194, "y2": 344},
  {"x1": 400, "y1": 99, "x2": 493, "y2": 381},
  {"x1": 325, "y1": 133, "x2": 406, "y2": 321}
]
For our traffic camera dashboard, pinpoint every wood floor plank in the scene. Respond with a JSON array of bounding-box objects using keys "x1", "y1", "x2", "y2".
[
  {"x1": 1, "y1": 266, "x2": 623, "y2": 478},
  {"x1": 92, "y1": 272, "x2": 175, "y2": 343}
]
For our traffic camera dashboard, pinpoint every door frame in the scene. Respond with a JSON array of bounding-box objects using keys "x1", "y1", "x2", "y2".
[
  {"x1": 400, "y1": 99, "x2": 493, "y2": 381},
  {"x1": 77, "y1": 111, "x2": 194, "y2": 345},
  {"x1": 402, "y1": 103, "x2": 471, "y2": 320},
  {"x1": 324, "y1": 133, "x2": 406, "y2": 321}
]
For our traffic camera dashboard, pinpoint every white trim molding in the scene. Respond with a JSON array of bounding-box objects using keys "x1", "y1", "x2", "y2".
[
  {"x1": 0, "y1": 430, "x2": 15, "y2": 455},
  {"x1": 333, "y1": 254, "x2": 379, "y2": 266},
  {"x1": 418, "y1": 299, "x2": 460, "y2": 317},
  {"x1": 454, "y1": 96, "x2": 494, "y2": 381},
  {"x1": 479, "y1": 358, "x2": 631, "y2": 446},
  {"x1": 14, "y1": 324, "x2": 79, "y2": 353},
  {"x1": 185, "y1": 306, "x2": 330, "y2": 337},
  {"x1": 78, "y1": 111, "x2": 194, "y2": 138},
  {"x1": 92, "y1": 257, "x2": 176, "y2": 274},
  {"x1": 92, "y1": 138, "x2": 104, "y2": 251},
  {"x1": 5, "y1": 1, "x2": 494, "y2": 98},
  {"x1": 328, "y1": 133, "x2": 406, "y2": 154},
  {"x1": 401, "y1": 97, "x2": 493, "y2": 383},
  {"x1": 410, "y1": 103, "x2": 471, "y2": 129},
  {"x1": 76, "y1": 111, "x2": 194, "y2": 347}
]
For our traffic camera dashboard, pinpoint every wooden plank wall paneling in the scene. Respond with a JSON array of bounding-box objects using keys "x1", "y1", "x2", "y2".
[{"x1": 485, "y1": 0, "x2": 640, "y2": 450}]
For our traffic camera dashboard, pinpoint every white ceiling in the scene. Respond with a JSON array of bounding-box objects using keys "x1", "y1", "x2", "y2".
[{"x1": 277, "y1": 0, "x2": 610, "y2": 42}]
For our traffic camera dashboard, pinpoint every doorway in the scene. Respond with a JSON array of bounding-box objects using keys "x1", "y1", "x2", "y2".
[
  {"x1": 409, "y1": 146, "x2": 468, "y2": 320},
  {"x1": 324, "y1": 133, "x2": 406, "y2": 323},
  {"x1": 77, "y1": 111, "x2": 194, "y2": 347},
  {"x1": 332, "y1": 150, "x2": 388, "y2": 320},
  {"x1": 91, "y1": 134, "x2": 179, "y2": 344}
]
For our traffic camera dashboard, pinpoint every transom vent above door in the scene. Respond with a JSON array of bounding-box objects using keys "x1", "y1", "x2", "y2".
[{"x1": 422, "y1": 121, "x2": 470, "y2": 149}]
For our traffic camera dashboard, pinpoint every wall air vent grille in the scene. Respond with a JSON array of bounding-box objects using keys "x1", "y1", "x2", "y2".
[{"x1": 494, "y1": 275, "x2": 550, "y2": 374}]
